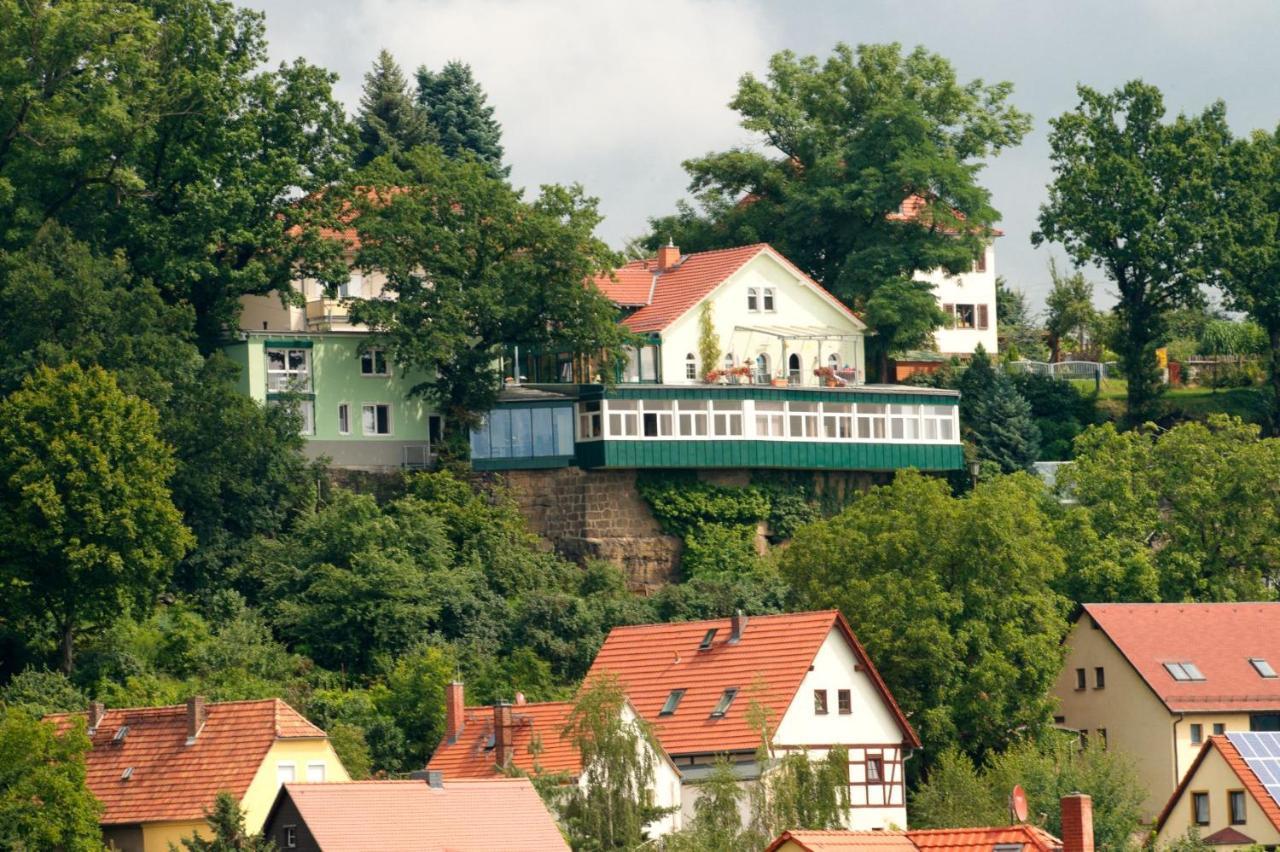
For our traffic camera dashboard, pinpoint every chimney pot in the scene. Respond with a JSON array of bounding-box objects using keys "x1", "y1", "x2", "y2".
[
  {"x1": 88, "y1": 701, "x2": 105, "y2": 731},
  {"x1": 493, "y1": 701, "x2": 514, "y2": 770},
  {"x1": 730, "y1": 611, "x2": 749, "y2": 644},
  {"x1": 656, "y1": 243, "x2": 680, "y2": 272},
  {"x1": 186, "y1": 696, "x2": 207, "y2": 743},
  {"x1": 1060, "y1": 793, "x2": 1094, "y2": 852},
  {"x1": 514, "y1": 692, "x2": 526, "y2": 706},
  {"x1": 445, "y1": 682, "x2": 465, "y2": 744}
]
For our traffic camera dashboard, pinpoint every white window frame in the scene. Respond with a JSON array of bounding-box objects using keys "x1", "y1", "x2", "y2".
[
  {"x1": 362, "y1": 403, "x2": 393, "y2": 436},
  {"x1": 685, "y1": 353, "x2": 697, "y2": 381},
  {"x1": 337, "y1": 402, "x2": 350, "y2": 436},
  {"x1": 306, "y1": 762, "x2": 326, "y2": 782},
  {"x1": 265, "y1": 348, "x2": 311, "y2": 392},
  {"x1": 277, "y1": 762, "x2": 296, "y2": 786},
  {"x1": 747, "y1": 287, "x2": 759, "y2": 312},
  {"x1": 285, "y1": 825, "x2": 298, "y2": 849},
  {"x1": 360, "y1": 348, "x2": 390, "y2": 376},
  {"x1": 577, "y1": 401, "x2": 603, "y2": 441},
  {"x1": 763, "y1": 287, "x2": 776, "y2": 312}
]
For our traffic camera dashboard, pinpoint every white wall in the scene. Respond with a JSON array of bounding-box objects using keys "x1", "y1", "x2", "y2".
[
  {"x1": 918, "y1": 244, "x2": 999, "y2": 356},
  {"x1": 237, "y1": 269, "x2": 392, "y2": 333},
  {"x1": 772, "y1": 626, "x2": 911, "y2": 830},
  {"x1": 660, "y1": 252, "x2": 866, "y2": 385},
  {"x1": 581, "y1": 701, "x2": 683, "y2": 837}
]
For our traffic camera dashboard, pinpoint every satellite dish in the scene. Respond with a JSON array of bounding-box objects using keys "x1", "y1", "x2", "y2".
[{"x1": 1010, "y1": 784, "x2": 1029, "y2": 823}]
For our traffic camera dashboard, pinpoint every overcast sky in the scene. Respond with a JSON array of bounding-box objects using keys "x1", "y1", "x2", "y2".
[{"x1": 249, "y1": 0, "x2": 1280, "y2": 312}]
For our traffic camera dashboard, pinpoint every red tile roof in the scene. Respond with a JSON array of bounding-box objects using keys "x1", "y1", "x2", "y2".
[
  {"x1": 1082, "y1": 603, "x2": 1280, "y2": 711},
  {"x1": 44, "y1": 699, "x2": 326, "y2": 825},
  {"x1": 1203, "y1": 827, "x2": 1257, "y2": 845},
  {"x1": 269, "y1": 778, "x2": 569, "y2": 851},
  {"x1": 592, "y1": 244, "x2": 862, "y2": 334},
  {"x1": 766, "y1": 826, "x2": 1059, "y2": 852},
  {"x1": 886, "y1": 195, "x2": 1005, "y2": 238},
  {"x1": 585, "y1": 610, "x2": 918, "y2": 757},
  {"x1": 426, "y1": 701, "x2": 580, "y2": 779},
  {"x1": 1154, "y1": 735, "x2": 1280, "y2": 837}
]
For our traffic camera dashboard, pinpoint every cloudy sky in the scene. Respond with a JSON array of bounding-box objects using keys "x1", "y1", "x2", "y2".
[{"x1": 249, "y1": 0, "x2": 1280, "y2": 310}]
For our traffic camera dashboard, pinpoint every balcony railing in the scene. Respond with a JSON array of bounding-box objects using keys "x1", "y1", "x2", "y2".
[{"x1": 305, "y1": 298, "x2": 350, "y2": 328}]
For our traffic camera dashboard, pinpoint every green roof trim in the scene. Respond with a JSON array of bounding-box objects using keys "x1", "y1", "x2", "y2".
[
  {"x1": 573, "y1": 440, "x2": 962, "y2": 471},
  {"x1": 263, "y1": 339, "x2": 314, "y2": 349}
]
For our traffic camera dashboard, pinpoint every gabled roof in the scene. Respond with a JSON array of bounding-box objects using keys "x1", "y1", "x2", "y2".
[
  {"x1": 1155, "y1": 734, "x2": 1280, "y2": 836},
  {"x1": 886, "y1": 194, "x2": 1004, "y2": 238},
  {"x1": 766, "y1": 826, "x2": 1060, "y2": 852},
  {"x1": 1202, "y1": 827, "x2": 1257, "y2": 845},
  {"x1": 426, "y1": 700, "x2": 580, "y2": 779},
  {"x1": 1081, "y1": 603, "x2": 1280, "y2": 711},
  {"x1": 592, "y1": 244, "x2": 862, "y2": 334},
  {"x1": 266, "y1": 778, "x2": 568, "y2": 851},
  {"x1": 44, "y1": 698, "x2": 326, "y2": 825},
  {"x1": 585, "y1": 610, "x2": 918, "y2": 757}
]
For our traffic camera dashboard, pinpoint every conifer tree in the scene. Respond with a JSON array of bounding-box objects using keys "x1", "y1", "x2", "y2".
[
  {"x1": 173, "y1": 792, "x2": 273, "y2": 851},
  {"x1": 959, "y1": 346, "x2": 1040, "y2": 473},
  {"x1": 416, "y1": 60, "x2": 508, "y2": 176},
  {"x1": 355, "y1": 49, "x2": 434, "y2": 167}
]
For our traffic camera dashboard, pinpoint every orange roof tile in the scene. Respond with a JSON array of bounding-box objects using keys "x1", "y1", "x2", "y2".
[
  {"x1": 1155, "y1": 735, "x2": 1280, "y2": 836},
  {"x1": 45, "y1": 698, "x2": 325, "y2": 825},
  {"x1": 1082, "y1": 603, "x2": 1280, "y2": 711},
  {"x1": 269, "y1": 778, "x2": 568, "y2": 851},
  {"x1": 592, "y1": 244, "x2": 861, "y2": 334},
  {"x1": 426, "y1": 701, "x2": 580, "y2": 779},
  {"x1": 886, "y1": 195, "x2": 1004, "y2": 238},
  {"x1": 767, "y1": 826, "x2": 1059, "y2": 852},
  {"x1": 585, "y1": 611, "x2": 917, "y2": 757}
]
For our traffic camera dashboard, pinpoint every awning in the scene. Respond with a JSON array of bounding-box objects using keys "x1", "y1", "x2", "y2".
[{"x1": 733, "y1": 324, "x2": 864, "y2": 340}]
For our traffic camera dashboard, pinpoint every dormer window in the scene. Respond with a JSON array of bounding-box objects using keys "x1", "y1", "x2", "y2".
[
  {"x1": 710, "y1": 688, "x2": 738, "y2": 718},
  {"x1": 747, "y1": 288, "x2": 759, "y2": 312},
  {"x1": 1164, "y1": 662, "x2": 1206, "y2": 682},
  {"x1": 1251, "y1": 658, "x2": 1277, "y2": 678},
  {"x1": 660, "y1": 689, "x2": 686, "y2": 716},
  {"x1": 699, "y1": 629, "x2": 718, "y2": 651}
]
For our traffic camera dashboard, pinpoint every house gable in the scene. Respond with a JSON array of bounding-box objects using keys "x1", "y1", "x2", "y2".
[{"x1": 1154, "y1": 737, "x2": 1280, "y2": 848}]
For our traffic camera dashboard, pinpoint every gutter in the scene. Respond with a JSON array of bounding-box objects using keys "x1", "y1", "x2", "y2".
[{"x1": 1172, "y1": 713, "x2": 1185, "y2": 789}]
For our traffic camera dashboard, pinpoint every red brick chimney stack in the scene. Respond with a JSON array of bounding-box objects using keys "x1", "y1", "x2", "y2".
[
  {"x1": 493, "y1": 701, "x2": 514, "y2": 769},
  {"x1": 445, "y1": 682, "x2": 465, "y2": 744},
  {"x1": 656, "y1": 242, "x2": 680, "y2": 272},
  {"x1": 186, "y1": 696, "x2": 207, "y2": 742},
  {"x1": 88, "y1": 701, "x2": 105, "y2": 731},
  {"x1": 1060, "y1": 793, "x2": 1094, "y2": 852}
]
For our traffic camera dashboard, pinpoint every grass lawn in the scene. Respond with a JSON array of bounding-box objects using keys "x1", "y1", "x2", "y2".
[{"x1": 1082, "y1": 379, "x2": 1272, "y2": 426}]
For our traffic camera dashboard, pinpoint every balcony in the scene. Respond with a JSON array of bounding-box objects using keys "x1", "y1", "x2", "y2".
[{"x1": 305, "y1": 298, "x2": 354, "y2": 329}]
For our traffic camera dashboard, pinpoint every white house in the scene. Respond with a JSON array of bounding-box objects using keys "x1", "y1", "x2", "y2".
[
  {"x1": 586, "y1": 610, "x2": 920, "y2": 830},
  {"x1": 591, "y1": 244, "x2": 868, "y2": 387}
]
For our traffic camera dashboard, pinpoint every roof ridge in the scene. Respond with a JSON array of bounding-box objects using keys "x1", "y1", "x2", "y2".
[
  {"x1": 606, "y1": 609, "x2": 838, "y2": 632},
  {"x1": 46, "y1": 696, "x2": 284, "y2": 718}
]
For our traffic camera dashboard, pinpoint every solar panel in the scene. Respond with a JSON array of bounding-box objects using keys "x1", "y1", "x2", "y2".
[{"x1": 1228, "y1": 732, "x2": 1280, "y2": 809}]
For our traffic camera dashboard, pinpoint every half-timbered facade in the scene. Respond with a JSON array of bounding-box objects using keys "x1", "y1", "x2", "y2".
[{"x1": 585, "y1": 610, "x2": 920, "y2": 830}]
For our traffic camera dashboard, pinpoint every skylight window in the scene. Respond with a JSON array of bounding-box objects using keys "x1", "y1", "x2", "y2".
[
  {"x1": 1251, "y1": 658, "x2": 1278, "y2": 678},
  {"x1": 710, "y1": 688, "x2": 738, "y2": 718},
  {"x1": 121, "y1": 767, "x2": 133, "y2": 781},
  {"x1": 112, "y1": 725, "x2": 129, "y2": 744},
  {"x1": 660, "y1": 689, "x2": 686, "y2": 716},
  {"x1": 698, "y1": 629, "x2": 718, "y2": 651},
  {"x1": 1164, "y1": 662, "x2": 1206, "y2": 682}
]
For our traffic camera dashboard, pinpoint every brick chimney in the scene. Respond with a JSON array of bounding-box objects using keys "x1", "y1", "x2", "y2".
[
  {"x1": 730, "y1": 611, "x2": 749, "y2": 644},
  {"x1": 186, "y1": 696, "x2": 207, "y2": 743},
  {"x1": 493, "y1": 701, "x2": 514, "y2": 769},
  {"x1": 88, "y1": 701, "x2": 105, "y2": 731},
  {"x1": 445, "y1": 682, "x2": 465, "y2": 744},
  {"x1": 514, "y1": 691, "x2": 526, "y2": 706},
  {"x1": 1060, "y1": 793, "x2": 1094, "y2": 852},
  {"x1": 656, "y1": 242, "x2": 680, "y2": 272}
]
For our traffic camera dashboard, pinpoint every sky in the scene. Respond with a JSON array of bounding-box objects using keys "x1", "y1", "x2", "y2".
[{"x1": 248, "y1": 0, "x2": 1280, "y2": 311}]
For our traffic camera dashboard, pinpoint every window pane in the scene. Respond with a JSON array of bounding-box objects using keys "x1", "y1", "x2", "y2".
[
  {"x1": 511, "y1": 408, "x2": 533, "y2": 457},
  {"x1": 470, "y1": 420, "x2": 491, "y2": 459},
  {"x1": 362, "y1": 405, "x2": 375, "y2": 434},
  {"x1": 267, "y1": 350, "x2": 286, "y2": 370},
  {"x1": 554, "y1": 407, "x2": 574, "y2": 455},
  {"x1": 532, "y1": 408, "x2": 554, "y2": 456},
  {"x1": 489, "y1": 409, "x2": 511, "y2": 457}
]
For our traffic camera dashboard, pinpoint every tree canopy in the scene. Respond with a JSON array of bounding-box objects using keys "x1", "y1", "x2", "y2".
[
  {"x1": 417, "y1": 60, "x2": 508, "y2": 176},
  {"x1": 355, "y1": 49, "x2": 435, "y2": 167},
  {"x1": 0, "y1": 710, "x2": 103, "y2": 850}
]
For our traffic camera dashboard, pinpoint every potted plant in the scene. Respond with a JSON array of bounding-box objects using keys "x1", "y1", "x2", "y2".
[
  {"x1": 771, "y1": 372, "x2": 789, "y2": 388},
  {"x1": 730, "y1": 364, "x2": 753, "y2": 384},
  {"x1": 814, "y1": 366, "x2": 841, "y2": 387},
  {"x1": 704, "y1": 369, "x2": 725, "y2": 384}
]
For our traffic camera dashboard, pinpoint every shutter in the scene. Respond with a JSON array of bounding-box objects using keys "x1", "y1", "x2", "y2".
[{"x1": 977, "y1": 304, "x2": 989, "y2": 330}]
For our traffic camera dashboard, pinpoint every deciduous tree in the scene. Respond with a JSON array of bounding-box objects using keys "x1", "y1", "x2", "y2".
[
  {"x1": 0, "y1": 710, "x2": 103, "y2": 850},
  {"x1": 1044, "y1": 259, "x2": 1097, "y2": 363}
]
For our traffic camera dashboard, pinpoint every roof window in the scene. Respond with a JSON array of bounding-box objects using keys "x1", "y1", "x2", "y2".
[
  {"x1": 121, "y1": 767, "x2": 133, "y2": 781},
  {"x1": 112, "y1": 725, "x2": 129, "y2": 744},
  {"x1": 698, "y1": 629, "x2": 718, "y2": 651},
  {"x1": 1251, "y1": 658, "x2": 1278, "y2": 678},
  {"x1": 660, "y1": 689, "x2": 686, "y2": 716},
  {"x1": 710, "y1": 688, "x2": 738, "y2": 718},
  {"x1": 1164, "y1": 662, "x2": 1206, "y2": 682}
]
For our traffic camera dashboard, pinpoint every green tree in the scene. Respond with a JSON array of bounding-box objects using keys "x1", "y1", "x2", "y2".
[
  {"x1": 0, "y1": 669, "x2": 86, "y2": 716},
  {"x1": 0, "y1": 710, "x2": 103, "y2": 851},
  {"x1": 416, "y1": 60, "x2": 508, "y2": 177},
  {"x1": 661, "y1": 758, "x2": 749, "y2": 852},
  {"x1": 375, "y1": 643, "x2": 458, "y2": 769},
  {"x1": 1044, "y1": 259, "x2": 1097, "y2": 363},
  {"x1": 959, "y1": 347, "x2": 1040, "y2": 472},
  {"x1": 698, "y1": 302, "x2": 721, "y2": 381},
  {"x1": 556, "y1": 674, "x2": 668, "y2": 850},
  {"x1": 780, "y1": 471, "x2": 1069, "y2": 769},
  {"x1": 646, "y1": 43, "x2": 1030, "y2": 379},
  {"x1": 996, "y1": 277, "x2": 1045, "y2": 361},
  {"x1": 355, "y1": 49, "x2": 434, "y2": 168},
  {"x1": 347, "y1": 148, "x2": 628, "y2": 426},
  {"x1": 1217, "y1": 127, "x2": 1280, "y2": 432},
  {"x1": 172, "y1": 791, "x2": 273, "y2": 851},
  {"x1": 1061, "y1": 416, "x2": 1280, "y2": 600},
  {"x1": 749, "y1": 746, "x2": 852, "y2": 841},
  {"x1": 1034, "y1": 82, "x2": 1229, "y2": 422},
  {"x1": 0, "y1": 364, "x2": 193, "y2": 672},
  {"x1": 909, "y1": 748, "x2": 1001, "y2": 827}
]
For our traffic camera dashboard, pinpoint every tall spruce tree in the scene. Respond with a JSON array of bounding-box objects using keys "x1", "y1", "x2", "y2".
[
  {"x1": 355, "y1": 50, "x2": 434, "y2": 167},
  {"x1": 959, "y1": 346, "x2": 1039, "y2": 473},
  {"x1": 416, "y1": 60, "x2": 508, "y2": 176}
]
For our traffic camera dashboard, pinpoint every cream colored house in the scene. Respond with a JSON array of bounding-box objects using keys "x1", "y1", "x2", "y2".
[
  {"x1": 47, "y1": 697, "x2": 348, "y2": 852},
  {"x1": 1153, "y1": 734, "x2": 1280, "y2": 850},
  {"x1": 1053, "y1": 603, "x2": 1280, "y2": 821}
]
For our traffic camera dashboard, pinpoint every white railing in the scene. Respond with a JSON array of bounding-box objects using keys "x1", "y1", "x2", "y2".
[{"x1": 1008, "y1": 360, "x2": 1113, "y2": 381}]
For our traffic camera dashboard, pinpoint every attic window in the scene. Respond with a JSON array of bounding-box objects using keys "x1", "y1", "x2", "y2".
[
  {"x1": 699, "y1": 629, "x2": 718, "y2": 651},
  {"x1": 660, "y1": 689, "x2": 686, "y2": 716},
  {"x1": 710, "y1": 688, "x2": 738, "y2": 719},
  {"x1": 121, "y1": 767, "x2": 133, "y2": 781},
  {"x1": 112, "y1": 725, "x2": 129, "y2": 744},
  {"x1": 484, "y1": 733, "x2": 496, "y2": 751},
  {"x1": 1251, "y1": 658, "x2": 1278, "y2": 678},
  {"x1": 1164, "y1": 662, "x2": 1206, "y2": 682}
]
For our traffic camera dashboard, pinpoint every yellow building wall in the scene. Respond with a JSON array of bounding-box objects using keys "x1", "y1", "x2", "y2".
[
  {"x1": 140, "y1": 820, "x2": 209, "y2": 852},
  {"x1": 1054, "y1": 618, "x2": 1177, "y2": 820},
  {"x1": 239, "y1": 738, "x2": 349, "y2": 832},
  {"x1": 1154, "y1": 746, "x2": 1280, "y2": 850},
  {"x1": 1172, "y1": 713, "x2": 1251, "y2": 798}
]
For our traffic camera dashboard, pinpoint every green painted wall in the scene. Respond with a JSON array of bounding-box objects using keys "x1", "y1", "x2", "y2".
[{"x1": 574, "y1": 439, "x2": 962, "y2": 471}]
